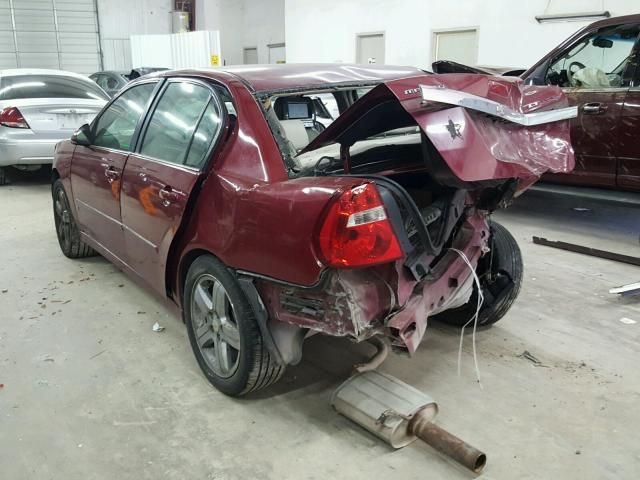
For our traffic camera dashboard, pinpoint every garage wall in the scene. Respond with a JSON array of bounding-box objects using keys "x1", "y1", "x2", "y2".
[
  {"x1": 195, "y1": 0, "x2": 285, "y2": 65},
  {"x1": 0, "y1": 0, "x2": 101, "y2": 74},
  {"x1": 285, "y1": 0, "x2": 640, "y2": 69},
  {"x1": 97, "y1": 0, "x2": 173, "y2": 71}
]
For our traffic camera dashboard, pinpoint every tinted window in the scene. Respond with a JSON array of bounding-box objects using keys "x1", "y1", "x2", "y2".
[
  {"x1": 546, "y1": 24, "x2": 640, "y2": 88},
  {"x1": 0, "y1": 75, "x2": 109, "y2": 101},
  {"x1": 93, "y1": 82, "x2": 156, "y2": 151},
  {"x1": 140, "y1": 82, "x2": 211, "y2": 164},
  {"x1": 185, "y1": 100, "x2": 223, "y2": 168}
]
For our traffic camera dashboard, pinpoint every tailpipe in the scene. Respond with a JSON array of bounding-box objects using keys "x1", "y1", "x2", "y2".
[
  {"x1": 331, "y1": 370, "x2": 486, "y2": 474},
  {"x1": 410, "y1": 411, "x2": 486, "y2": 473}
]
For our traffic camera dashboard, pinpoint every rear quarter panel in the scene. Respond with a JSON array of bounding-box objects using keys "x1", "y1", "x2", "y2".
[{"x1": 168, "y1": 78, "x2": 367, "y2": 305}]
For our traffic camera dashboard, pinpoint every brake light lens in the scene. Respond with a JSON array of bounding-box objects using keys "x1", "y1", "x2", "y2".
[
  {"x1": 0, "y1": 107, "x2": 29, "y2": 129},
  {"x1": 318, "y1": 183, "x2": 403, "y2": 268}
]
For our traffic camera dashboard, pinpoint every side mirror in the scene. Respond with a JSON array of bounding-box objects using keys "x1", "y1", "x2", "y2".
[{"x1": 72, "y1": 123, "x2": 92, "y2": 146}]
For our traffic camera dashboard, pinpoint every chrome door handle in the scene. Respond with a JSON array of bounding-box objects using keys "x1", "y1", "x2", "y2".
[
  {"x1": 158, "y1": 186, "x2": 180, "y2": 203},
  {"x1": 104, "y1": 167, "x2": 119, "y2": 181},
  {"x1": 582, "y1": 102, "x2": 607, "y2": 115}
]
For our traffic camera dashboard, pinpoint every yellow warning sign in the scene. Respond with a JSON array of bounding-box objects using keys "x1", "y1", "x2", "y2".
[{"x1": 210, "y1": 54, "x2": 220, "y2": 66}]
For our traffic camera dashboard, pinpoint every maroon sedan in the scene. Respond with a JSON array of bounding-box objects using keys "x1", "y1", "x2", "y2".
[{"x1": 51, "y1": 65, "x2": 575, "y2": 396}]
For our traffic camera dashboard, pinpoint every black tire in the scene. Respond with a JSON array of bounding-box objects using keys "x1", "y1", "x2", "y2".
[
  {"x1": 434, "y1": 221, "x2": 523, "y2": 328},
  {"x1": 184, "y1": 255, "x2": 285, "y2": 396},
  {"x1": 52, "y1": 179, "x2": 96, "y2": 258},
  {"x1": 0, "y1": 167, "x2": 8, "y2": 186}
]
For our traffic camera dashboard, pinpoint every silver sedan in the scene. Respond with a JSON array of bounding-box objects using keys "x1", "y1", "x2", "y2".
[{"x1": 0, "y1": 69, "x2": 109, "y2": 185}]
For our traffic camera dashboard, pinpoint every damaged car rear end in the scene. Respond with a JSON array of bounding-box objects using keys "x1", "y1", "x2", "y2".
[{"x1": 251, "y1": 73, "x2": 575, "y2": 359}]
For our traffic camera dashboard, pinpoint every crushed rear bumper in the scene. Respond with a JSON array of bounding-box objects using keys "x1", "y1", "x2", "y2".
[{"x1": 256, "y1": 211, "x2": 488, "y2": 354}]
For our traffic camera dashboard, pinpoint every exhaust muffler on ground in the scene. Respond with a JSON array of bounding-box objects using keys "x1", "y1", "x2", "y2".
[{"x1": 331, "y1": 371, "x2": 486, "y2": 474}]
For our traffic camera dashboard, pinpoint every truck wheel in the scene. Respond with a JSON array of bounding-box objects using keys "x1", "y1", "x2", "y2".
[
  {"x1": 0, "y1": 167, "x2": 7, "y2": 186},
  {"x1": 184, "y1": 255, "x2": 285, "y2": 396},
  {"x1": 52, "y1": 179, "x2": 96, "y2": 258},
  {"x1": 434, "y1": 221, "x2": 523, "y2": 328}
]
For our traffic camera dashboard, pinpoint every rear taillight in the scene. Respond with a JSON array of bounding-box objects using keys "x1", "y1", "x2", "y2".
[
  {"x1": 0, "y1": 107, "x2": 29, "y2": 129},
  {"x1": 318, "y1": 183, "x2": 403, "y2": 268}
]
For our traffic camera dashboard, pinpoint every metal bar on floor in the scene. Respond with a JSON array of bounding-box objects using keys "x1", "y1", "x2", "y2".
[{"x1": 532, "y1": 236, "x2": 640, "y2": 267}]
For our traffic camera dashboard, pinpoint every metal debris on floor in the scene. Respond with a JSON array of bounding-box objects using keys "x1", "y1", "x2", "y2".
[
  {"x1": 152, "y1": 322, "x2": 165, "y2": 332},
  {"x1": 517, "y1": 350, "x2": 546, "y2": 366},
  {"x1": 618, "y1": 318, "x2": 637, "y2": 325},
  {"x1": 609, "y1": 281, "x2": 640, "y2": 297},
  {"x1": 532, "y1": 236, "x2": 640, "y2": 266}
]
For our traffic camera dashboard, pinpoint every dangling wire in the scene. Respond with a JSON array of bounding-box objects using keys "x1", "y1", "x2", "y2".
[{"x1": 449, "y1": 248, "x2": 484, "y2": 389}]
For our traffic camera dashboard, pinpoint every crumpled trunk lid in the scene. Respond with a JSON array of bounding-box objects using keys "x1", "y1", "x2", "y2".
[{"x1": 299, "y1": 73, "x2": 576, "y2": 182}]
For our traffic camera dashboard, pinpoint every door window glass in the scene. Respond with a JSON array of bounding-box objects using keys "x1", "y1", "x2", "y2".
[
  {"x1": 105, "y1": 76, "x2": 119, "y2": 90},
  {"x1": 546, "y1": 24, "x2": 640, "y2": 88},
  {"x1": 184, "y1": 100, "x2": 223, "y2": 168},
  {"x1": 92, "y1": 74, "x2": 107, "y2": 90},
  {"x1": 92, "y1": 82, "x2": 157, "y2": 151},
  {"x1": 140, "y1": 82, "x2": 211, "y2": 164}
]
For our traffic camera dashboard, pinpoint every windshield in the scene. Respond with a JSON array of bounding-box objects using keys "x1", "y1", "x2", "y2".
[{"x1": 0, "y1": 75, "x2": 109, "y2": 101}]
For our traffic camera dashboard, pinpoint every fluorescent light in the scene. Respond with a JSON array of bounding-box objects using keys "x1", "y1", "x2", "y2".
[{"x1": 535, "y1": 11, "x2": 610, "y2": 23}]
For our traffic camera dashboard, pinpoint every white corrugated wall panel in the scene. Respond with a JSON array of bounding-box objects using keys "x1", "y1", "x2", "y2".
[
  {"x1": 1, "y1": 0, "x2": 101, "y2": 73},
  {"x1": 130, "y1": 34, "x2": 173, "y2": 68},
  {"x1": 101, "y1": 38, "x2": 132, "y2": 71},
  {"x1": 131, "y1": 31, "x2": 222, "y2": 69}
]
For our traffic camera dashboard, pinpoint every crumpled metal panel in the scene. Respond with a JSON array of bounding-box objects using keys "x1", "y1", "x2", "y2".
[
  {"x1": 300, "y1": 73, "x2": 576, "y2": 180},
  {"x1": 390, "y1": 75, "x2": 576, "y2": 178}
]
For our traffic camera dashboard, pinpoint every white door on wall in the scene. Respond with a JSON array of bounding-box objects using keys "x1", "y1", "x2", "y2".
[
  {"x1": 433, "y1": 29, "x2": 478, "y2": 66},
  {"x1": 243, "y1": 47, "x2": 258, "y2": 64},
  {"x1": 268, "y1": 43, "x2": 285, "y2": 64},
  {"x1": 356, "y1": 33, "x2": 385, "y2": 64},
  {"x1": 0, "y1": 0, "x2": 101, "y2": 73}
]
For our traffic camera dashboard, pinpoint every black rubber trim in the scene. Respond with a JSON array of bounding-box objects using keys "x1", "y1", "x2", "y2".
[{"x1": 237, "y1": 276, "x2": 284, "y2": 365}]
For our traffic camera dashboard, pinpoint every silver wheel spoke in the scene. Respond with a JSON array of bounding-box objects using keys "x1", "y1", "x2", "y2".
[
  {"x1": 194, "y1": 283, "x2": 213, "y2": 313},
  {"x1": 212, "y1": 282, "x2": 228, "y2": 320},
  {"x1": 220, "y1": 321, "x2": 240, "y2": 350},
  {"x1": 215, "y1": 337, "x2": 230, "y2": 373},
  {"x1": 55, "y1": 199, "x2": 64, "y2": 217},
  {"x1": 197, "y1": 325, "x2": 215, "y2": 348}
]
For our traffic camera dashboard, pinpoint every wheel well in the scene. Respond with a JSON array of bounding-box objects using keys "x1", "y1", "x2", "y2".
[
  {"x1": 174, "y1": 248, "x2": 215, "y2": 312},
  {"x1": 51, "y1": 169, "x2": 60, "y2": 192}
]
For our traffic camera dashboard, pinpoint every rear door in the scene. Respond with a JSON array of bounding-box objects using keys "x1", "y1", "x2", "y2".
[
  {"x1": 71, "y1": 80, "x2": 160, "y2": 261},
  {"x1": 541, "y1": 23, "x2": 640, "y2": 187},
  {"x1": 120, "y1": 79, "x2": 225, "y2": 295}
]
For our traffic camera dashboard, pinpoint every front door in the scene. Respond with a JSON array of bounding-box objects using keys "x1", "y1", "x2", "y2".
[
  {"x1": 541, "y1": 23, "x2": 640, "y2": 187},
  {"x1": 618, "y1": 49, "x2": 640, "y2": 190},
  {"x1": 120, "y1": 79, "x2": 224, "y2": 295},
  {"x1": 70, "y1": 81, "x2": 159, "y2": 262}
]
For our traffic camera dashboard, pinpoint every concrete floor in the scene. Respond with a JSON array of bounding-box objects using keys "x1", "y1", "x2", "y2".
[{"x1": 1, "y1": 170, "x2": 639, "y2": 480}]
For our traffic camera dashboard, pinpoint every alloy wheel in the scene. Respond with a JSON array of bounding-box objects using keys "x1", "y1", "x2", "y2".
[
  {"x1": 190, "y1": 274, "x2": 241, "y2": 378},
  {"x1": 54, "y1": 188, "x2": 72, "y2": 252}
]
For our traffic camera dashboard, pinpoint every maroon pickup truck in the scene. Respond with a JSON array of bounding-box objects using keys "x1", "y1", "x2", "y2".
[
  {"x1": 522, "y1": 15, "x2": 640, "y2": 191},
  {"x1": 435, "y1": 15, "x2": 640, "y2": 191}
]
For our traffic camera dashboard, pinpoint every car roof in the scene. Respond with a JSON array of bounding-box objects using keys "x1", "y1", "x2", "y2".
[
  {"x1": 0, "y1": 68, "x2": 94, "y2": 80},
  {"x1": 91, "y1": 70, "x2": 128, "y2": 76},
  {"x1": 586, "y1": 13, "x2": 640, "y2": 29},
  {"x1": 160, "y1": 63, "x2": 425, "y2": 93}
]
